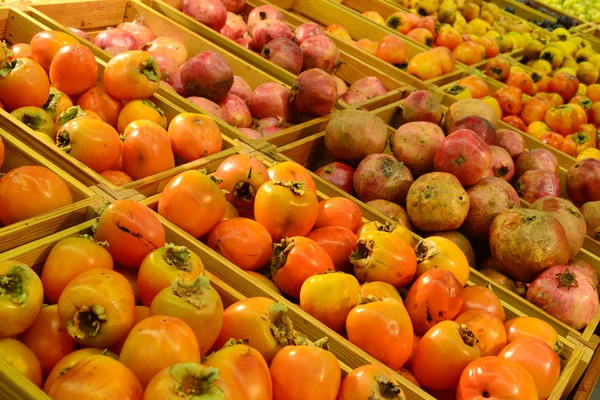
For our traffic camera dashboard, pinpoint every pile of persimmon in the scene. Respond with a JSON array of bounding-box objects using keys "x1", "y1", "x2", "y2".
[{"x1": 0, "y1": 31, "x2": 223, "y2": 186}]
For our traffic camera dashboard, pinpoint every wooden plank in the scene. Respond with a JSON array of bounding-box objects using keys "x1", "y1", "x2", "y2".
[{"x1": 574, "y1": 346, "x2": 600, "y2": 400}]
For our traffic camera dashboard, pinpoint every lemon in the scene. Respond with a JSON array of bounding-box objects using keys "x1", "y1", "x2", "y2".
[{"x1": 577, "y1": 148, "x2": 600, "y2": 161}]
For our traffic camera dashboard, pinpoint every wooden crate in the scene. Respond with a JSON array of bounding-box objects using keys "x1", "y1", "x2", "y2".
[
  {"x1": 0, "y1": 127, "x2": 101, "y2": 253},
  {"x1": 0, "y1": 7, "x2": 257, "y2": 199},
  {"x1": 270, "y1": 98, "x2": 600, "y2": 351}
]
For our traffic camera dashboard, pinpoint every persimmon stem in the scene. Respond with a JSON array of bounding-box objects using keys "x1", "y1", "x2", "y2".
[
  {"x1": 162, "y1": 243, "x2": 193, "y2": 271},
  {"x1": 67, "y1": 304, "x2": 107, "y2": 340},
  {"x1": 0, "y1": 265, "x2": 30, "y2": 304}
]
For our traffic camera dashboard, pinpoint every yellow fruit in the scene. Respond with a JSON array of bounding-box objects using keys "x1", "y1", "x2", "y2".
[
  {"x1": 576, "y1": 48, "x2": 595, "y2": 63},
  {"x1": 552, "y1": 41, "x2": 577, "y2": 58},
  {"x1": 505, "y1": 32, "x2": 525, "y2": 49},
  {"x1": 481, "y1": 2, "x2": 501, "y2": 20},
  {"x1": 510, "y1": 65, "x2": 527, "y2": 74},
  {"x1": 410, "y1": 0, "x2": 440, "y2": 15},
  {"x1": 556, "y1": 67, "x2": 577, "y2": 77},
  {"x1": 439, "y1": 0, "x2": 458, "y2": 24},
  {"x1": 362, "y1": 11, "x2": 386, "y2": 25},
  {"x1": 577, "y1": 62, "x2": 600, "y2": 86},
  {"x1": 523, "y1": 40, "x2": 544, "y2": 60},
  {"x1": 550, "y1": 28, "x2": 570, "y2": 42},
  {"x1": 454, "y1": 12, "x2": 468, "y2": 31},
  {"x1": 522, "y1": 33, "x2": 534, "y2": 43},
  {"x1": 577, "y1": 148, "x2": 600, "y2": 161},
  {"x1": 484, "y1": 30, "x2": 500, "y2": 39},
  {"x1": 467, "y1": 19, "x2": 491, "y2": 36},
  {"x1": 527, "y1": 121, "x2": 551, "y2": 140},
  {"x1": 561, "y1": 56, "x2": 579, "y2": 71},
  {"x1": 531, "y1": 59, "x2": 553, "y2": 75},
  {"x1": 540, "y1": 47, "x2": 564, "y2": 69},
  {"x1": 588, "y1": 54, "x2": 600, "y2": 70},
  {"x1": 481, "y1": 96, "x2": 503, "y2": 119},
  {"x1": 463, "y1": 2, "x2": 481, "y2": 21},
  {"x1": 446, "y1": 85, "x2": 473, "y2": 100},
  {"x1": 495, "y1": 36, "x2": 514, "y2": 53},
  {"x1": 573, "y1": 37, "x2": 592, "y2": 51},
  {"x1": 479, "y1": 10, "x2": 494, "y2": 25},
  {"x1": 578, "y1": 83, "x2": 588, "y2": 96}
]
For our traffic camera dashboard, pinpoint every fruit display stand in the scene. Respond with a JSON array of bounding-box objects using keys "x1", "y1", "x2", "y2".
[{"x1": 0, "y1": 127, "x2": 101, "y2": 253}]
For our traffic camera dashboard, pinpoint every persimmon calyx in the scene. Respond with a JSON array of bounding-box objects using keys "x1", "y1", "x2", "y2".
[
  {"x1": 269, "y1": 302, "x2": 300, "y2": 347},
  {"x1": 170, "y1": 364, "x2": 224, "y2": 399},
  {"x1": 459, "y1": 324, "x2": 479, "y2": 347},
  {"x1": 142, "y1": 99, "x2": 164, "y2": 115},
  {"x1": 140, "y1": 57, "x2": 161, "y2": 82},
  {"x1": 56, "y1": 130, "x2": 72, "y2": 153},
  {"x1": 42, "y1": 91, "x2": 63, "y2": 118},
  {"x1": 350, "y1": 238, "x2": 374, "y2": 268},
  {"x1": 171, "y1": 276, "x2": 212, "y2": 307},
  {"x1": 359, "y1": 295, "x2": 383, "y2": 305},
  {"x1": 78, "y1": 233, "x2": 109, "y2": 248},
  {"x1": 272, "y1": 180, "x2": 306, "y2": 196},
  {"x1": 56, "y1": 106, "x2": 86, "y2": 125},
  {"x1": 163, "y1": 243, "x2": 193, "y2": 271},
  {"x1": 0, "y1": 265, "x2": 31, "y2": 304},
  {"x1": 67, "y1": 304, "x2": 108, "y2": 340},
  {"x1": 233, "y1": 181, "x2": 255, "y2": 202},
  {"x1": 270, "y1": 238, "x2": 296, "y2": 276},
  {"x1": 375, "y1": 376, "x2": 403, "y2": 399},
  {"x1": 414, "y1": 240, "x2": 438, "y2": 263}
]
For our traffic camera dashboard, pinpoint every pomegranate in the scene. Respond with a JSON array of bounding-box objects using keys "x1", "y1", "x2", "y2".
[
  {"x1": 497, "y1": 129, "x2": 525, "y2": 160},
  {"x1": 247, "y1": 5, "x2": 285, "y2": 34},
  {"x1": 449, "y1": 115, "x2": 497, "y2": 145},
  {"x1": 567, "y1": 259, "x2": 599, "y2": 287},
  {"x1": 104, "y1": 46, "x2": 129, "y2": 57},
  {"x1": 180, "y1": 51, "x2": 233, "y2": 102},
  {"x1": 229, "y1": 76, "x2": 253, "y2": 103},
  {"x1": 489, "y1": 208, "x2": 570, "y2": 282},
  {"x1": 332, "y1": 75, "x2": 347, "y2": 98},
  {"x1": 252, "y1": 20, "x2": 293, "y2": 51},
  {"x1": 314, "y1": 161, "x2": 355, "y2": 194},
  {"x1": 566, "y1": 158, "x2": 600, "y2": 204},
  {"x1": 187, "y1": 96, "x2": 227, "y2": 121},
  {"x1": 348, "y1": 77, "x2": 388, "y2": 99},
  {"x1": 236, "y1": 36, "x2": 256, "y2": 52},
  {"x1": 526, "y1": 266, "x2": 599, "y2": 329},
  {"x1": 515, "y1": 170, "x2": 561, "y2": 203},
  {"x1": 146, "y1": 37, "x2": 188, "y2": 65},
  {"x1": 168, "y1": 67, "x2": 187, "y2": 97},
  {"x1": 300, "y1": 36, "x2": 340, "y2": 73},
  {"x1": 290, "y1": 69, "x2": 337, "y2": 117},
  {"x1": 220, "y1": 12, "x2": 248, "y2": 40},
  {"x1": 341, "y1": 91, "x2": 368, "y2": 105},
  {"x1": 248, "y1": 83, "x2": 293, "y2": 122},
  {"x1": 222, "y1": 0, "x2": 245, "y2": 13},
  {"x1": 94, "y1": 28, "x2": 138, "y2": 50},
  {"x1": 353, "y1": 154, "x2": 414, "y2": 204},
  {"x1": 461, "y1": 177, "x2": 520, "y2": 239},
  {"x1": 261, "y1": 38, "x2": 303, "y2": 75},
  {"x1": 434, "y1": 129, "x2": 492, "y2": 186},
  {"x1": 324, "y1": 109, "x2": 389, "y2": 163},
  {"x1": 390, "y1": 121, "x2": 445, "y2": 177},
  {"x1": 182, "y1": 0, "x2": 227, "y2": 31},
  {"x1": 515, "y1": 149, "x2": 559, "y2": 178},
  {"x1": 147, "y1": 50, "x2": 179, "y2": 81},
  {"x1": 530, "y1": 197, "x2": 586, "y2": 258},
  {"x1": 238, "y1": 127, "x2": 263, "y2": 139},
  {"x1": 400, "y1": 90, "x2": 443, "y2": 124},
  {"x1": 254, "y1": 117, "x2": 288, "y2": 135},
  {"x1": 294, "y1": 23, "x2": 325, "y2": 45},
  {"x1": 581, "y1": 201, "x2": 600, "y2": 239},
  {"x1": 366, "y1": 200, "x2": 411, "y2": 229},
  {"x1": 219, "y1": 94, "x2": 252, "y2": 128},
  {"x1": 480, "y1": 267, "x2": 525, "y2": 296},
  {"x1": 406, "y1": 172, "x2": 470, "y2": 232},
  {"x1": 117, "y1": 16, "x2": 155, "y2": 48},
  {"x1": 489, "y1": 145, "x2": 515, "y2": 182},
  {"x1": 67, "y1": 27, "x2": 91, "y2": 41}
]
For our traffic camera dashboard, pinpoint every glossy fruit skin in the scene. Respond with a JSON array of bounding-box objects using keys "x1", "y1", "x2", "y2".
[
  {"x1": 120, "y1": 315, "x2": 201, "y2": 388},
  {"x1": 493, "y1": 86, "x2": 523, "y2": 116},
  {"x1": 204, "y1": 343, "x2": 273, "y2": 400},
  {"x1": 314, "y1": 161, "x2": 355, "y2": 194},
  {"x1": 168, "y1": 113, "x2": 223, "y2": 163},
  {"x1": 137, "y1": 245, "x2": 204, "y2": 306},
  {"x1": 486, "y1": 57, "x2": 510, "y2": 81},
  {"x1": 0, "y1": 58, "x2": 50, "y2": 111},
  {"x1": 337, "y1": 364, "x2": 406, "y2": 400},
  {"x1": 268, "y1": 161, "x2": 317, "y2": 193},
  {"x1": 144, "y1": 363, "x2": 233, "y2": 400},
  {"x1": 346, "y1": 298, "x2": 414, "y2": 370},
  {"x1": 506, "y1": 71, "x2": 535, "y2": 95},
  {"x1": 459, "y1": 285, "x2": 505, "y2": 322},
  {"x1": 48, "y1": 355, "x2": 143, "y2": 400},
  {"x1": 414, "y1": 236, "x2": 470, "y2": 286},
  {"x1": 352, "y1": 231, "x2": 417, "y2": 288},
  {"x1": 0, "y1": 338, "x2": 43, "y2": 387},
  {"x1": 150, "y1": 277, "x2": 223, "y2": 356},
  {"x1": 545, "y1": 104, "x2": 587, "y2": 136},
  {"x1": 122, "y1": 124, "x2": 174, "y2": 180},
  {"x1": 457, "y1": 357, "x2": 538, "y2": 400},
  {"x1": 359, "y1": 281, "x2": 402, "y2": 302},
  {"x1": 57, "y1": 269, "x2": 135, "y2": 348},
  {"x1": 77, "y1": 86, "x2": 123, "y2": 128},
  {"x1": 306, "y1": 226, "x2": 357, "y2": 273},
  {"x1": 104, "y1": 51, "x2": 160, "y2": 100},
  {"x1": 412, "y1": 320, "x2": 481, "y2": 391},
  {"x1": 101, "y1": 170, "x2": 133, "y2": 186},
  {"x1": 314, "y1": 197, "x2": 362, "y2": 232},
  {"x1": 0, "y1": 261, "x2": 43, "y2": 338},
  {"x1": 207, "y1": 218, "x2": 273, "y2": 271},
  {"x1": 158, "y1": 170, "x2": 227, "y2": 238},
  {"x1": 19, "y1": 304, "x2": 77, "y2": 375},
  {"x1": 504, "y1": 316, "x2": 559, "y2": 350},
  {"x1": 255, "y1": 181, "x2": 319, "y2": 241},
  {"x1": 271, "y1": 236, "x2": 334, "y2": 298},
  {"x1": 58, "y1": 117, "x2": 122, "y2": 173},
  {"x1": 455, "y1": 309, "x2": 507, "y2": 357},
  {"x1": 30, "y1": 31, "x2": 79, "y2": 70},
  {"x1": 404, "y1": 269, "x2": 463, "y2": 335},
  {"x1": 498, "y1": 338, "x2": 560, "y2": 399},
  {"x1": 43, "y1": 348, "x2": 118, "y2": 394},
  {"x1": 299, "y1": 271, "x2": 360, "y2": 333},
  {"x1": 548, "y1": 72, "x2": 579, "y2": 102},
  {"x1": 94, "y1": 200, "x2": 166, "y2": 268},
  {"x1": 215, "y1": 297, "x2": 289, "y2": 363},
  {"x1": 270, "y1": 345, "x2": 341, "y2": 400},
  {"x1": 49, "y1": 44, "x2": 97, "y2": 96},
  {"x1": 118, "y1": 99, "x2": 167, "y2": 134},
  {"x1": 458, "y1": 76, "x2": 489, "y2": 99},
  {"x1": 215, "y1": 154, "x2": 270, "y2": 212}
]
